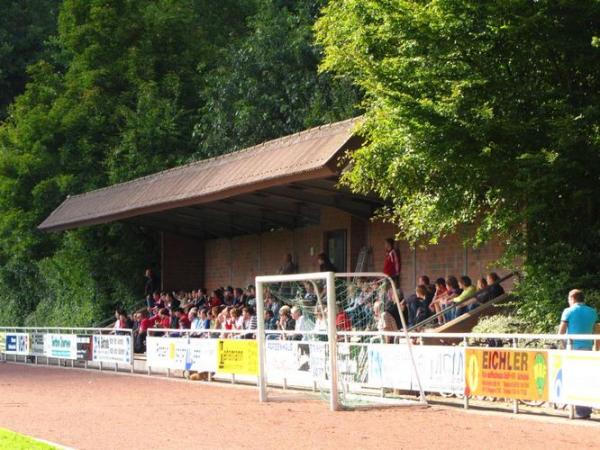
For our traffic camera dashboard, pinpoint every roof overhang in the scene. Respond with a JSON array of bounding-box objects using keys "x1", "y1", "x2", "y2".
[{"x1": 39, "y1": 118, "x2": 381, "y2": 239}]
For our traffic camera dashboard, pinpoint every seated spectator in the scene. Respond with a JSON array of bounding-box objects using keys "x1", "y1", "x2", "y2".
[
  {"x1": 166, "y1": 292, "x2": 180, "y2": 310},
  {"x1": 208, "y1": 290, "x2": 223, "y2": 309},
  {"x1": 173, "y1": 307, "x2": 190, "y2": 329},
  {"x1": 233, "y1": 288, "x2": 246, "y2": 308},
  {"x1": 486, "y1": 272, "x2": 505, "y2": 299},
  {"x1": 223, "y1": 286, "x2": 234, "y2": 306},
  {"x1": 475, "y1": 278, "x2": 491, "y2": 304},
  {"x1": 150, "y1": 308, "x2": 171, "y2": 335},
  {"x1": 278, "y1": 305, "x2": 295, "y2": 339},
  {"x1": 246, "y1": 285, "x2": 256, "y2": 307},
  {"x1": 404, "y1": 285, "x2": 430, "y2": 328},
  {"x1": 302, "y1": 282, "x2": 318, "y2": 307},
  {"x1": 265, "y1": 310, "x2": 277, "y2": 330},
  {"x1": 373, "y1": 300, "x2": 398, "y2": 343},
  {"x1": 191, "y1": 308, "x2": 211, "y2": 336},
  {"x1": 313, "y1": 306, "x2": 327, "y2": 339},
  {"x1": 418, "y1": 275, "x2": 436, "y2": 304},
  {"x1": 429, "y1": 277, "x2": 448, "y2": 325},
  {"x1": 336, "y1": 306, "x2": 352, "y2": 332},
  {"x1": 442, "y1": 276, "x2": 462, "y2": 322},
  {"x1": 452, "y1": 276, "x2": 477, "y2": 318},
  {"x1": 242, "y1": 306, "x2": 257, "y2": 339}
]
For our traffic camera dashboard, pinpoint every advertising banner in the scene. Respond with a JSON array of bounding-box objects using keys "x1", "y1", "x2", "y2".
[
  {"x1": 77, "y1": 335, "x2": 92, "y2": 361},
  {"x1": 187, "y1": 339, "x2": 218, "y2": 372},
  {"x1": 146, "y1": 336, "x2": 218, "y2": 372},
  {"x1": 30, "y1": 333, "x2": 45, "y2": 356},
  {"x1": 147, "y1": 336, "x2": 188, "y2": 369},
  {"x1": 0, "y1": 333, "x2": 4, "y2": 354},
  {"x1": 217, "y1": 339, "x2": 258, "y2": 376},
  {"x1": 548, "y1": 350, "x2": 600, "y2": 409},
  {"x1": 92, "y1": 335, "x2": 132, "y2": 364},
  {"x1": 465, "y1": 348, "x2": 548, "y2": 401},
  {"x1": 367, "y1": 345, "x2": 464, "y2": 394},
  {"x1": 44, "y1": 334, "x2": 78, "y2": 359},
  {"x1": 266, "y1": 341, "x2": 327, "y2": 387},
  {"x1": 5, "y1": 333, "x2": 30, "y2": 355}
]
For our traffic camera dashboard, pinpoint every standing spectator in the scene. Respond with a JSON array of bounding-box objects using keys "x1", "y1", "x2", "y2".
[
  {"x1": 382, "y1": 238, "x2": 401, "y2": 287},
  {"x1": 278, "y1": 253, "x2": 298, "y2": 275},
  {"x1": 317, "y1": 252, "x2": 337, "y2": 272},
  {"x1": 291, "y1": 306, "x2": 312, "y2": 340},
  {"x1": 559, "y1": 289, "x2": 598, "y2": 419},
  {"x1": 136, "y1": 310, "x2": 154, "y2": 353},
  {"x1": 144, "y1": 269, "x2": 156, "y2": 308}
]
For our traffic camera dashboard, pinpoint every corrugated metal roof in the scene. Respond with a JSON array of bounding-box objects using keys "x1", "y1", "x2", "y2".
[{"x1": 39, "y1": 117, "x2": 361, "y2": 232}]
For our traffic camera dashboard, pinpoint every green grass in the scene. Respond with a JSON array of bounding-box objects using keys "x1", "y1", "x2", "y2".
[{"x1": 0, "y1": 428, "x2": 57, "y2": 450}]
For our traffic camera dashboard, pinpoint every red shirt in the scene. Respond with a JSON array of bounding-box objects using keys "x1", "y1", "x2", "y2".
[
  {"x1": 208, "y1": 296, "x2": 222, "y2": 308},
  {"x1": 383, "y1": 248, "x2": 401, "y2": 278},
  {"x1": 178, "y1": 315, "x2": 191, "y2": 329},
  {"x1": 336, "y1": 311, "x2": 352, "y2": 331},
  {"x1": 139, "y1": 317, "x2": 154, "y2": 333},
  {"x1": 151, "y1": 315, "x2": 170, "y2": 329}
]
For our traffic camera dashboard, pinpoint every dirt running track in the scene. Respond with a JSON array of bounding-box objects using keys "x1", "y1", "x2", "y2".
[{"x1": 0, "y1": 364, "x2": 598, "y2": 450}]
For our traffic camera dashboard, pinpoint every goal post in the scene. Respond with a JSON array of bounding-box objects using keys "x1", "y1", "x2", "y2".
[{"x1": 256, "y1": 271, "x2": 427, "y2": 411}]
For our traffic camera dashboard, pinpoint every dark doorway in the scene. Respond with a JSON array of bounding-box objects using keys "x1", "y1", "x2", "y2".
[{"x1": 325, "y1": 229, "x2": 347, "y2": 272}]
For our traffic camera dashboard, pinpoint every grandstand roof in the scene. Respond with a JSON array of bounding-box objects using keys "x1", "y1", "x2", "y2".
[{"x1": 39, "y1": 117, "x2": 381, "y2": 239}]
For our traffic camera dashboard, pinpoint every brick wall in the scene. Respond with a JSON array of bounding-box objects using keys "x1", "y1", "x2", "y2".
[
  {"x1": 162, "y1": 233, "x2": 204, "y2": 291},
  {"x1": 165, "y1": 207, "x2": 508, "y2": 293}
]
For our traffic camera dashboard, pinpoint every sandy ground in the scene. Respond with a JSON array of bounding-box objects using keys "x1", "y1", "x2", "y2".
[{"x1": 0, "y1": 363, "x2": 598, "y2": 450}]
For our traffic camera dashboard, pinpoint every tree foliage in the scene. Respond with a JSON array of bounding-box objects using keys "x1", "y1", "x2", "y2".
[
  {"x1": 0, "y1": 0, "x2": 357, "y2": 326},
  {"x1": 193, "y1": 0, "x2": 359, "y2": 157},
  {"x1": 316, "y1": 1, "x2": 600, "y2": 329}
]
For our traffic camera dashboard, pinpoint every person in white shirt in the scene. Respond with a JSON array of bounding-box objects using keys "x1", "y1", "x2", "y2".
[{"x1": 291, "y1": 306, "x2": 313, "y2": 340}]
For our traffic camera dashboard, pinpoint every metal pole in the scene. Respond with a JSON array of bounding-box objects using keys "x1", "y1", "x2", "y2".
[
  {"x1": 256, "y1": 279, "x2": 267, "y2": 402},
  {"x1": 512, "y1": 338, "x2": 518, "y2": 414},
  {"x1": 463, "y1": 337, "x2": 469, "y2": 410},
  {"x1": 326, "y1": 271, "x2": 340, "y2": 411}
]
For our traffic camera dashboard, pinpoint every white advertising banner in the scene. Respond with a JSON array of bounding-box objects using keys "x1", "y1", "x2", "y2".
[
  {"x1": 147, "y1": 336, "x2": 217, "y2": 372},
  {"x1": 44, "y1": 334, "x2": 78, "y2": 359},
  {"x1": 367, "y1": 344, "x2": 465, "y2": 394},
  {"x1": 548, "y1": 350, "x2": 600, "y2": 409},
  {"x1": 4, "y1": 333, "x2": 30, "y2": 355},
  {"x1": 30, "y1": 333, "x2": 45, "y2": 356},
  {"x1": 92, "y1": 335, "x2": 132, "y2": 364},
  {"x1": 187, "y1": 338, "x2": 218, "y2": 372},
  {"x1": 265, "y1": 341, "x2": 327, "y2": 387}
]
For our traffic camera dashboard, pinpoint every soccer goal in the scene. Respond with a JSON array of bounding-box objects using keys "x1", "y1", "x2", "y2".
[{"x1": 255, "y1": 271, "x2": 427, "y2": 411}]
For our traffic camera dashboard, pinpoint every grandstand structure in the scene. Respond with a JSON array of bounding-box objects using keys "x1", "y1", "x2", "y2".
[{"x1": 38, "y1": 118, "x2": 509, "y2": 299}]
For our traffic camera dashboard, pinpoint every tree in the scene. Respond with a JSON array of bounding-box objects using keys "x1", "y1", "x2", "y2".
[
  {"x1": 0, "y1": 0, "x2": 61, "y2": 121},
  {"x1": 0, "y1": 0, "x2": 254, "y2": 325},
  {"x1": 316, "y1": 1, "x2": 600, "y2": 329},
  {"x1": 193, "y1": 0, "x2": 359, "y2": 158}
]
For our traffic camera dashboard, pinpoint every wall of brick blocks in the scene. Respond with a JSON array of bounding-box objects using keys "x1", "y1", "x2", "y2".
[
  {"x1": 164, "y1": 207, "x2": 509, "y2": 293},
  {"x1": 162, "y1": 233, "x2": 204, "y2": 291}
]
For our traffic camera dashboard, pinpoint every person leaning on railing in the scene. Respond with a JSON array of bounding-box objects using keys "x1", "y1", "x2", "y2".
[{"x1": 558, "y1": 289, "x2": 598, "y2": 419}]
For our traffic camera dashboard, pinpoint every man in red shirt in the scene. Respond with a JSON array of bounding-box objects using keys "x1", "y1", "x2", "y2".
[
  {"x1": 383, "y1": 238, "x2": 401, "y2": 286},
  {"x1": 173, "y1": 308, "x2": 191, "y2": 329}
]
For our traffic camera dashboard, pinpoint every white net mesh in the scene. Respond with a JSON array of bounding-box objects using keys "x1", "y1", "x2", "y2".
[{"x1": 257, "y1": 273, "x2": 426, "y2": 409}]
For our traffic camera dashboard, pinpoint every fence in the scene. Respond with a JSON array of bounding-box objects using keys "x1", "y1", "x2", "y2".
[
  {"x1": 1, "y1": 327, "x2": 599, "y2": 419},
  {"x1": 0, "y1": 326, "x2": 135, "y2": 373}
]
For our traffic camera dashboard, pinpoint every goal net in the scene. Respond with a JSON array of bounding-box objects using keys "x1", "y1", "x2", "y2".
[{"x1": 255, "y1": 272, "x2": 427, "y2": 410}]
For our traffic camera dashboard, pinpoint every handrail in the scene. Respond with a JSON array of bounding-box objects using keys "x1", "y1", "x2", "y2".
[
  {"x1": 407, "y1": 271, "x2": 518, "y2": 331},
  {"x1": 92, "y1": 298, "x2": 147, "y2": 328}
]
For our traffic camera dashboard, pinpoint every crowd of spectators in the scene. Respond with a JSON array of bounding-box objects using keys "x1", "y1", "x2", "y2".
[{"x1": 118, "y1": 259, "x2": 506, "y2": 352}]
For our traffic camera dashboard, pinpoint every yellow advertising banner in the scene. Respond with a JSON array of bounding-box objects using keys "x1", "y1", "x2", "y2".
[
  {"x1": 465, "y1": 348, "x2": 548, "y2": 401},
  {"x1": 217, "y1": 339, "x2": 258, "y2": 376}
]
